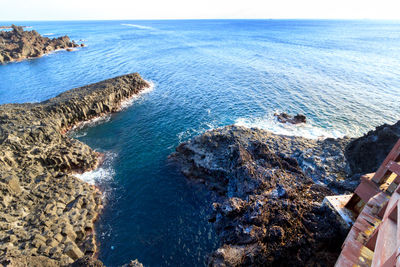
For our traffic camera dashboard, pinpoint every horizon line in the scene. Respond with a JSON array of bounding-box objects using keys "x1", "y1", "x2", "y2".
[{"x1": 1, "y1": 18, "x2": 400, "y2": 22}]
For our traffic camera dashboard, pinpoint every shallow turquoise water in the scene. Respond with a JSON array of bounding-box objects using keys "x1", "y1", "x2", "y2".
[{"x1": 1, "y1": 20, "x2": 400, "y2": 266}]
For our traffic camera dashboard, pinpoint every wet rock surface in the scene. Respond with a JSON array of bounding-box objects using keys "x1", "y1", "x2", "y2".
[
  {"x1": 274, "y1": 112, "x2": 307, "y2": 124},
  {"x1": 0, "y1": 25, "x2": 82, "y2": 64},
  {"x1": 121, "y1": 259, "x2": 144, "y2": 267},
  {"x1": 0, "y1": 73, "x2": 149, "y2": 266},
  {"x1": 346, "y1": 120, "x2": 400, "y2": 177}
]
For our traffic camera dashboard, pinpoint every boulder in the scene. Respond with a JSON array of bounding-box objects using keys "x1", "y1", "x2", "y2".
[
  {"x1": 3, "y1": 176, "x2": 22, "y2": 195},
  {"x1": 121, "y1": 259, "x2": 144, "y2": 267},
  {"x1": 274, "y1": 112, "x2": 307, "y2": 124},
  {"x1": 64, "y1": 243, "x2": 84, "y2": 260},
  {"x1": 69, "y1": 256, "x2": 104, "y2": 267}
]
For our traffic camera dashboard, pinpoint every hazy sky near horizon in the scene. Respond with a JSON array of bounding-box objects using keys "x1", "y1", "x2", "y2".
[{"x1": 0, "y1": 0, "x2": 399, "y2": 21}]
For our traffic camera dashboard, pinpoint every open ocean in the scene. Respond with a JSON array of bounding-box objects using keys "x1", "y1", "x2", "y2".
[{"x1": 0, "y1": 20, "x2": 399, "y2": 266}]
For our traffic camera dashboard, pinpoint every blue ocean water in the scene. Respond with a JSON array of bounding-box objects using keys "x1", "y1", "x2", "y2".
[{"x1": 1, "y1": 20, "x2": 400, "y2": 266}]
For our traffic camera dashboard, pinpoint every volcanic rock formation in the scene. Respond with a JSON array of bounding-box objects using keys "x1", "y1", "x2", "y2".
[
  {"x1": 345, "y1": 120, "x2": 400, "y2": 177},
  {"x1": 0, "y1": 73, "x2": 149, "y2": 266},
  {"x1": 0, "y1": 25, "x2": 82, "y2": 64},
  {"x1": 274, "y1": 112, "x2": 307, "y2": 124},
  {"x1": 170, "y1": 121, "x2": 400, "y2": 266}
]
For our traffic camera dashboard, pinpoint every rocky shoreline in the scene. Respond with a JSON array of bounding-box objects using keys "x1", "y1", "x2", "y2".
[
  {"x1": 1, "y1": 56, "x2": 398, "y2": 266},
  {"x1": 0, "y1": 25, "x2": 83, "y2": 64},
  {"x1": 170, "y1": 121, "x2": 400, "y2": 266},
  {"x1": 0, "y1": 26, "x2": 28, "y2": 29},
  {"x1": 0, "y1": 73, "x2": 149, "y2": 266}
]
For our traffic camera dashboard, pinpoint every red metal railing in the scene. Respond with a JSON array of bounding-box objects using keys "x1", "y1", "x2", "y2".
[{"x1": 336, "y1": 139, "x2": 400, "y2": 267}]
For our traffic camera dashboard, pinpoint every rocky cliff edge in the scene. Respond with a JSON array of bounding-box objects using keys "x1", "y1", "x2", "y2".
[
  {"x1": 0, "y1": 25, "x2": 83, "y2": 64},
  {"x1": 0, "y1": 73, "x2": 149, "y2": 266},
  {"x1": 170, "y1": 120, "x2": 400, "y2": 266}
]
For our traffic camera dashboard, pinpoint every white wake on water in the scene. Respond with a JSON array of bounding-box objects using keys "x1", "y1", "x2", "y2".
[
  {"x1": 121, "y1": 23, "x2": 156, "y2": 30},
  {"x1": 234, "y1": 114, "x2": 345, "y2": 140}
]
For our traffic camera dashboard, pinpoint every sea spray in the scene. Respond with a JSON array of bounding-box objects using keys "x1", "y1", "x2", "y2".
[{"x1": 235, "y1": 113, "x2": 345, "y2": 140}]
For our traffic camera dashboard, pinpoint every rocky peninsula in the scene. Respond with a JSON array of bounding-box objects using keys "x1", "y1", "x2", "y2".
[
  {"x1": 170, "y1": 120, "x2": 400, "y2": 266},
  {"x1": 0, "y1": 26, "x2": 27, "y2": 29},
  {"x1": 0, "y1": 73, "x2": 149, "y2": 266},
  {"x1": 0, "y1": 25, "x2": 83, "y2": 64}
]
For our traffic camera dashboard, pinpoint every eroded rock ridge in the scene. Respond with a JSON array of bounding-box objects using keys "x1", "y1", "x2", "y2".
[
  {"x1": 0, "y1": 25, "x2": 83, "y2": 64},
  {"x1": 0, "y1": 73, "x2": 149, "y2": 266}
]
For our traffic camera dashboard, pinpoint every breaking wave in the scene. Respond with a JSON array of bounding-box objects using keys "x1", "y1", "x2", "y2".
[
  {"x1": 234, "y1": 113, "x2": 345, "y2": 140},
  {"x1": 176, "y1": 120, "x2": 219, "y2": 144},
  {"x1": 69, "y1": 115, "x2": 112, "y2": 134},
  {"x1": 74, "y1": 152, "x2": 116, "y2": 185}
]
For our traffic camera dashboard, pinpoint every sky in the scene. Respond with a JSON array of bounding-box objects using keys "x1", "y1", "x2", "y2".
[{"x1": 0, "y1": 0, "x2": 399, "y2": 21}]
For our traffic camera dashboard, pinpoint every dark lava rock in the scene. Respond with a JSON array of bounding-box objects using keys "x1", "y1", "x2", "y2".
[
  {"x1": 293, "y1": 114, "x2": 307, "y2": 123},
  {"x1": 170, "y1": 125, "x2": 350, "y2": 266},
  {"x1": 69, "y1": 256, "x2": 104, "y2": 267},
  {"x1": 274, "y1": 112, "x2": 307, "y2": 124},
  {"x1": 121, "y1": 259, "x2": 144, "y2": 267},
  {"x1": 0, "y1": 73, "x2": 149, "y2": 265},
  {"x1": 0, "y1": 24, "x2": 84, "y2": 64},
  {"x1": 171, "y1": 120, "x2": 400, "y2": 266},
  {"x1": 345, "y1": 120, "x2": 400, "y2": 176}
]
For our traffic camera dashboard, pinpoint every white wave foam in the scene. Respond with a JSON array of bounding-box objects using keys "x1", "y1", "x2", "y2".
[
  {"x1": 234, "y1": 114, "x2": 344, "y2": 140},
  {"x1": 121, "y1": 23, "x2": 155, "y2": 30},
  {"x1": 74, "y1": 166, "x2": 114, "y2": 185},
  {"x1": 45, "y1": 47, "x2": 79, "y2": 56},
  {"x1": 119, "y1": 80, "x2": 155, "y2": 110},
  {"x1": 74, "y1": 152, "x2": 116, "y2": 185},
  {"x1": 43, "y1": 33, "x2": 54, "y2": 36},
  {"x1": 177, "y1": 121, "x2": 219, "y2": 143},
  {"x1": 73, "y1": 131, "x2": 87, "y2": 138},
  {"x1": 69, "y1": 115, "x2": 111, "y2": 134}
]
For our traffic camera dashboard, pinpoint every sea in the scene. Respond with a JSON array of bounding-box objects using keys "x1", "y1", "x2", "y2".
[{"x1": 0, "y1": 20, "x2": 399, "y2": 266}]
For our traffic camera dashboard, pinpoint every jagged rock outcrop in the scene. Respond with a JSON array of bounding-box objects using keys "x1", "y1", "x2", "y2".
[
  {"x1": 345, "y1": 120, "x2": 400, "y2": 176},
  {"x1": 68, "y1": 256, "x2": 104, "y2": 267},
  {"x1": 0, "y1": 73, "x2": 149, "y2": 266},
  {"x1": 0, "y1": 26, "x2": 27, "y2": 29},
  {"x1": 171, "y1": 120, "x2": 400, "y2": 266},
  {"x1": 170, "y1": 125, "x2": 351, "y2": 266},
  {"x1": 0, "y1": 25, "x2": 83, "y2": 64},
  {"x1": 121, "y1": 259, "x2": 144, "y2": 267},
  {"x1": 274, "y1": 112, "x2": 307, "y2": 124}
]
